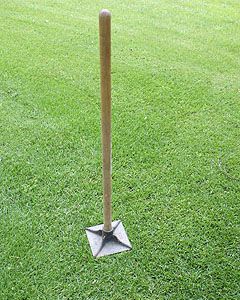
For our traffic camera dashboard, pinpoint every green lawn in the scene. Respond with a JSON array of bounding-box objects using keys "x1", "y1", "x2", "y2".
[{"x1": 0, "y1": 1, "x2": 239, "y2": 299}]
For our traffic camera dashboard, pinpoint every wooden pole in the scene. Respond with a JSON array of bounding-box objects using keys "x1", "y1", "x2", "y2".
[{"x1": 99, "y1": 9, "x2": 112, "y2": 232}]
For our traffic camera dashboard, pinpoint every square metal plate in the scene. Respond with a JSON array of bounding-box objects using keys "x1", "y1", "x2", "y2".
[{"x1": 86, "y1": 220, "x2": 132, "y2": 258}]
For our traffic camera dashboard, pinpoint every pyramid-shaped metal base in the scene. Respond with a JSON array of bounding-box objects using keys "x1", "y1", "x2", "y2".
[{"x1": 86, "y1": 220, "x2": 132, "y2": 258}]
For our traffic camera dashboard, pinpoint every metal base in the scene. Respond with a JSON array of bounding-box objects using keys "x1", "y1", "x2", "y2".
[{"x1": 86, "y1": 220, "x2": 132, "y2": 258}]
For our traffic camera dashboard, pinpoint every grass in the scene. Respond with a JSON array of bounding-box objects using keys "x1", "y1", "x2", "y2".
[{"x1": 0, "y1": 0, "x2": 239, "y2": 299}]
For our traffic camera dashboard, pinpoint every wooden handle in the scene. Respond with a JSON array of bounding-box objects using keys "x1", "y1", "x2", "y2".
[{"x1": 99, "y1": 9, "x2": 112, "y2": 232}]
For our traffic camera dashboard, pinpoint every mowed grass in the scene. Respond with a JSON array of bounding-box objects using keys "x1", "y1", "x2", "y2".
[{"x1": 0, "y1": 0, "x2": 239, "y2": 299}]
